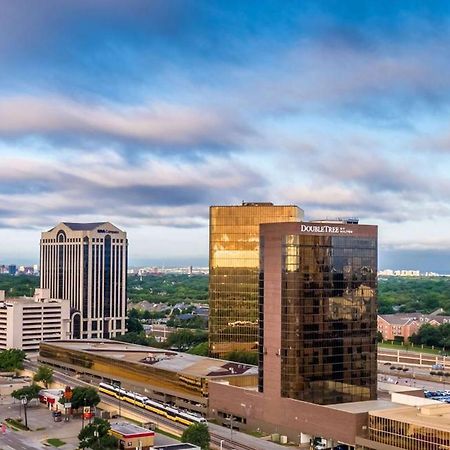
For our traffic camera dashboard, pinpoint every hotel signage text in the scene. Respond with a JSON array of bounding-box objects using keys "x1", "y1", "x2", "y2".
[{"x1": 300, "y1": 224, "x2": 353, "y2": 235}]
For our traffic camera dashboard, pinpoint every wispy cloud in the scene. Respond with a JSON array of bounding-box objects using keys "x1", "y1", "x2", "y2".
[
  {"x1": 0, "y1": 96, "x2": 250, "y2": 151},
  {"x1": 0, "y1": 151, "x2": 266, "y2": 229}
]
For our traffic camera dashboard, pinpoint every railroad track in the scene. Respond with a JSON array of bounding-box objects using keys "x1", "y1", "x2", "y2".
[
  {"x1": 24, "y1": 361, "x2": 266, "y2": 450},
  {"x1": 209, "y1": 432, "x2": 256, "y2": 450}
]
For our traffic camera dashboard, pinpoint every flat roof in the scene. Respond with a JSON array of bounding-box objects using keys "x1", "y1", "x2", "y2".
[
  {"x1": 327, "y1": 399, "x2": 400, "y2": 414},
  {"x1": 43, "y1": 340, "x2": 258, "y2": 379},
  {"x1": 110, "y1": 422, "x2": 154, "y2": 437},
  {"x1": 154, "y1": 444, "x2": 199, "y2": 450},
  {"x1": 370, "y1": 404, "x2": 450, "y2": 433}
]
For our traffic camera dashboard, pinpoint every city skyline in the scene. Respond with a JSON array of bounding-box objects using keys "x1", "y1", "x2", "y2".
[{"x1": 2, "y1": 2, "x2": 450, "y2": 270}]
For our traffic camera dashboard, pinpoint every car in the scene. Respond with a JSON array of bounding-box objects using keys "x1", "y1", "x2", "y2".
[
  {"x1": 383, "y1": 362, "x2": 392, "y2": 366},
  {"x1": 432, "y1": 364, "x2": 444, "y2": 370}
]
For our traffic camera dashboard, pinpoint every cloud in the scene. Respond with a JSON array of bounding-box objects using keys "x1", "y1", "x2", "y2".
[
  {"x1": 0, "y1": 96, "x2": 250, "y2": 152},
  {"x1": 0, "y1": 151, "x2": 266, "y2": 229}
]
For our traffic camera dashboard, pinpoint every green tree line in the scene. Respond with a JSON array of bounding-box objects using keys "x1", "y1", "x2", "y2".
[{"x1": 379, "y1": 277, "x2": 450, "y2": 314}]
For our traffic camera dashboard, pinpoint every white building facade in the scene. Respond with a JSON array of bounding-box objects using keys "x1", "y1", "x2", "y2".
[
  {"x1": 0, "y1": 289, "x2": 70, "y2": 352},
  {"x1": 40, "y1": 222, "x2": 128, "y2": 339}
]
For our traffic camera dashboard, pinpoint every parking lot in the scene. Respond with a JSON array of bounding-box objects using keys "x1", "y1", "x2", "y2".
[{"x1": 0, "y1": 398, "x2": 180, "y2": 449}]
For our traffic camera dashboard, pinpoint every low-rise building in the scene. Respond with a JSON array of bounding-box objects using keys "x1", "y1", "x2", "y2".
[
  {"x1": 154, "y1": 444, "x2": 200, "y2": 450},
  {"x1": 361, "y1": 403, "x2": 450, "y2": 449},
  {"x1": 378, "y1": 313, "x2": 449, "y2": 342},
  {"x1": 0, "y1": 289, "x2": 70, "y2": 352},
  {"x1": 109, "y1": 422, "x2": 154, "y2": 450},
  {"x1": 39, "y1": 340, "x2": 257, "y2": 415}
]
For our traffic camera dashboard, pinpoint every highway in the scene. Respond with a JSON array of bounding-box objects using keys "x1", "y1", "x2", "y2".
[{"x1": 24, "y1": 361, "x2": 282, "y2": 450}]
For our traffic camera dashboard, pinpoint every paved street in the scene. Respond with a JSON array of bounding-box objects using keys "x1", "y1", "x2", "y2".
[{"x1": 0, "y1": 429, "x2": 43, "y2": 450}]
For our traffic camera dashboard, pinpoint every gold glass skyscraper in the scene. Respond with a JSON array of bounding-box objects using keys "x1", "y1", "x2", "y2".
[{"x1": 209, "y1": 203, "x2": 302, "y2": 357}]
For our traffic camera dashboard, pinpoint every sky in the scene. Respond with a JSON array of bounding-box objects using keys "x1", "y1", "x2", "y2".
[{"x1": 1, "y1": 1, "x2": 450, "y2": 271}]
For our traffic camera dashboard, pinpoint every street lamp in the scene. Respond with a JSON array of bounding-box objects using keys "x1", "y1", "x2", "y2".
[
  {"x1": 21, "y1": 396, "x2": 28, "y2": 429},
  {"x1": 94, "y1": 429, "x2": 99, "y2": 449},
  {"x1": 227, "y1": 414, "x2": 234, "y2": 443}
]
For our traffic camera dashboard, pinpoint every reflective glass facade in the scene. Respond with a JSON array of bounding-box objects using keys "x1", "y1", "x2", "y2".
[
  {"x1": 259, "y1": 222, "x2": 377, "y2": 405},
  {"x1": 369, "y1": 413, "x2": 450, "y2": 450},
  {"x1": 209, "y1": 204, "x2": 302, "y2": 357}
]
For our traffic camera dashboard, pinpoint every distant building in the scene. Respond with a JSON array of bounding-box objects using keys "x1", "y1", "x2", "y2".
[
  {"x1": 8, "y1": 265, "x2": 16, "y2": 276},
  {"x1": 378, "y1": 313, "x2": 450, "y2": 342},
  {"x1": 40, "y1": 222, "x2": 128, "y2": 339},
  {"x1": 0, "y1": 289, "x2": 70, "y2": 352},
  {"x1": 209, "y1": 202, "x2": 302, "y2": 357},
  {"x1": 378, "y1": 269, "x2": 420, "y2": 277}
]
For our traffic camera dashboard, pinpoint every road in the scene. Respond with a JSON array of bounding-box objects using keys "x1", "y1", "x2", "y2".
[
  {"x1": 24, "y1": 361, "x2": 284, "y2": 450},
  {"x1": 0, "y1": 429, "x2": 41, "y2": 450},
  {"x1": 378, "y1": 347, "x2": 449, "y2": 369}
]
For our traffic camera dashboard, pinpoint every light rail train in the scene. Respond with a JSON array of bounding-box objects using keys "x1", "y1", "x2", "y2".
[{"x1": 98, "y1": 382, "x2": 207, "y2": 426}]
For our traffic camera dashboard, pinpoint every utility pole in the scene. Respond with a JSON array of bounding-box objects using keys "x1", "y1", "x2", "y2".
[
  {"x1": 113, "y1": 381, "x2": 122, "y2": 418},
  {"x1": 81, "y1": 398, "x2": 86, "y2": 430},
  {"x1": 229, "y1": 414, "x2": 234, "y2": 443}
]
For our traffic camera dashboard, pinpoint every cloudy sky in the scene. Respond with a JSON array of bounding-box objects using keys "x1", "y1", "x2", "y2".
[{"x1": 1, "y1": 1, "x2": 450, "y2": 270}]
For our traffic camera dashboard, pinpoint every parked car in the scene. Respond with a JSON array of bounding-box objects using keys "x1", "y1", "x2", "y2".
[{"x1": 432, "y1": 364, "x2": 445, "y2": 370}]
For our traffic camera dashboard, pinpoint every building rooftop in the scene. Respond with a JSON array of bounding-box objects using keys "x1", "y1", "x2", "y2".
[
  {"x1": 43, "y1": 340, "x2": 258, "y2": 379},
  {"x1": 110, "y1": 422, "x2": 154, "y2": 438},
  {"x1": 62, "y1": 222, "x2": 108, "y2": 231},
  {"x1": 328, "y1": 399, "x2": 400, "y2": 414},
  {"x1": 379, "y1": 313, "x2": 449, "y2": 325},
  {"x1": 154, "y1": 444, "x2": 199, "y2": 450},
  {"x1": 370, "y1": 403, "x2": 450, "y2": 433}
]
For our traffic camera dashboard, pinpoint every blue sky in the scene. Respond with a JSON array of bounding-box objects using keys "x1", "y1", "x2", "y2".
[{"x1": 2, "y1": 1, "x2": 450, "y2": 270}]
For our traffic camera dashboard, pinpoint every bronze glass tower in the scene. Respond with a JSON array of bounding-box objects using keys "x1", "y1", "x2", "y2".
[
  {"x1": 259, "y1": 221, "x2": 377, "y2": 405},
  {"x1": 209, "y1": 203, "x2": 302, "y2": 358}
]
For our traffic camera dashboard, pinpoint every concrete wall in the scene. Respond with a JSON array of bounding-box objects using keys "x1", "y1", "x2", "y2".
[{"x1": 209, "y1": 382, "x2": 368, "y2": 445}]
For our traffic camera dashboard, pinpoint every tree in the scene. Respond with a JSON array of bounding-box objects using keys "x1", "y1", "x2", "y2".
[
  {"x1": 127, "y1": 316, "x2": 144, "y2": 333},
  {"x1": 78, "y1": 417, "x2": 118, "y2": 450},
  {"x1": 376, "y1": 331, "x2": 384, "y2": 343},
  {"x1": 226, "y1": 350, "x2": 258, "y2": 365},
  {"x1": 69, "y1": 387, "x2": 100, "y2": 410},
  {"x1": 0, "y1": 348, "x2": 26, "y2": 371},
  {"x1": 11, "y1": 383, "x2": 40, "y2": 402},
  {"x1": 166, "y1": 329, "x2": 207, "y2": 351},
  {"x1": 33, "y1": 365, "x2": 54, "y2": 388},
  {"x1": 114, "y1": 332, "x2": 160, "y2": 347},
  {"x1": 188, "y1": 342, "x2": 209, "y2": 356},
  {"x1": 181, "y1": 423, "x2": 210, "y2": 450},
  {"x1": 410, "y1": 323, "x2": 442, "y2": 347}
]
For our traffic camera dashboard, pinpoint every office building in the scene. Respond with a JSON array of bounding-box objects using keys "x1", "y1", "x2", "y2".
[
  {"x1": 209, "y1": 219, "x2": 379, "y2": 445},
  {"x1": 40, "y1": 222, "x2": 127, "y2": 339},
  {"x1": 209, "y1": 203, "x2": 302, "y2": 357},
  {"x1": 259, "y1": 220, "x2": 378, "y2": 404},
  {"x1": 0, "y1": 289, "x2": 70, "y2": 352},
  {"x1": 39, "y1": 339, "x2": 257, "y2": 416}
]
